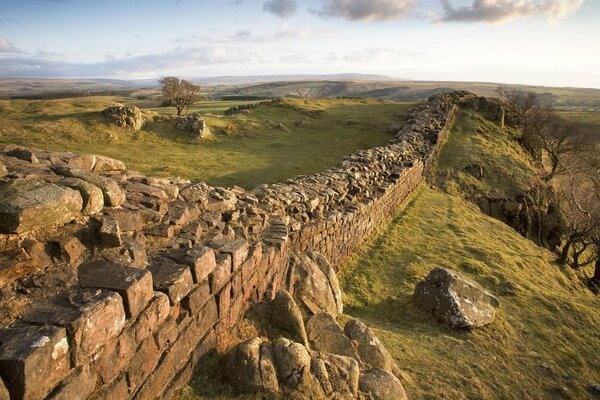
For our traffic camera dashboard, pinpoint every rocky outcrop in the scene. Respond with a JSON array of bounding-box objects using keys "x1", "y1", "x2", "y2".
[
  {"x1": 175, "y1": 114, "x2": 210, "y2": 140},
  {"x1": 414, "y1": 267, "x2": 500, "y2": 328},
  {"x1": 102, "y1": 104, "x2": 144, "y2": 130},
  {"x1": 226, "y1": 290, "x2": 406, "y2": 400}
]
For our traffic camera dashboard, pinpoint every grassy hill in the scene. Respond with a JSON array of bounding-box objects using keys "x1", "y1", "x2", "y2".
[
  {"x1": 338, "y1": 109, "x2": 600, "y2": 400},
  {"x1": 0, "y1": 96, "x2": 411, "y2": 188},
  {"x1": 179, "y1": 108, "x2": 600, "y2": 400}
]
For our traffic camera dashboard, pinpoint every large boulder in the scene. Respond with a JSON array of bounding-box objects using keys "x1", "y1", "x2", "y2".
[
  {"x1": 344, "y1": 319, "x2": 401, "y2": 378},
  {"x1": 225, "y1": 337, "x2": 361, "y2": 400},
  {"x1": 288, "y1": 252, "x2": 342, "y2": 318},
  {"x1": 359, "y1": 368, "x2": 408, "y2": 400},
  {"x1": 413, "y1": 267, "x2": 499, "y2": 328},
  {"x1": 270, "y1": 291, "x2": 309, "y2": 347},
  {"x1": 0, "y1": 180, "x2": 83, "y2": 233},
  {"x1": 175, "y1": 114, "x2": 210, "y2": 140},
  {"x1": 102, "y1": 104, "x2": 144, "y2": 131},
  {"x1": 306, "y1": 313, "x2": 359, "y2": 360},
  {"x1": 222, "y1": 337, "x2": 279, "y2": 394}
]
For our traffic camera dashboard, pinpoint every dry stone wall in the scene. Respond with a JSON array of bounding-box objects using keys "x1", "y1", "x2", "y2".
[{"x1": 0, "y1": 91, "x2": 474, "y2": 400}]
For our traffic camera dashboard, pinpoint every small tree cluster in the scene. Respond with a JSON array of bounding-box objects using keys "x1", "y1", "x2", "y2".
[
  {"x1": 500, "y1": 88, "x2": 600, "y2": 290},
  {"x1": 159, "y1": 77, "x2": 201, "y2": 116}
]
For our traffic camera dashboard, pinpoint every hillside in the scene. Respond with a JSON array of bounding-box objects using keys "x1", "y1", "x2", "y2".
[
  {"x1": 178, "y1": 105, "x2": 600, "y2": 400},
  {"x1": 0, "y1": 96, "x2": 411, "y2": 188}
]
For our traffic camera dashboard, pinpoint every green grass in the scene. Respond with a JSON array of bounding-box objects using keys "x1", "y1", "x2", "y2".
[
  {"x1": 339, "y1": 185, "x2": 600, "y2": 400},
  {"x1": 0, "y1": 96, "x2": 412, "y2": 188},
  {"x1": 432, "y1": 110, "x2": 538, "y2": 199}
]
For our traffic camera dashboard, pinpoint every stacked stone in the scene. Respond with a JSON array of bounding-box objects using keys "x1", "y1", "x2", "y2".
[{"x1": 0, "y1": 91, "x2": 473, "y2": 400}]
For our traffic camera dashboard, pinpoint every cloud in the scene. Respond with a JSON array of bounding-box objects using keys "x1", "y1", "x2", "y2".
[
  {"x1": 263, "y1": 0, "x2": 298, "y2": 17},
  {"x1": 341, "y1": 47, "x2": 429, "y2": 63},
  {"x1": 0, "y1": 45, "x2": 269, "y2": 78},
  {"x1": 311, "y1": 0, "x2": 417, "y2": 21},
  {"x1": 439, "y1": 0, "x2": 584, "y2": 24},
  {"x1": 182, "y1": 26, "x2": 333, "y2": 44},
  {"x1": 0, "y1": 36, "x2": 22, "y2": 53}
]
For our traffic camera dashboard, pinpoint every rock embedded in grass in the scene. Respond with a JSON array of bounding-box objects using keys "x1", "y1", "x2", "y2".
[{"x1": 414, "y1": 267, "x2": 499, "y2": 328}]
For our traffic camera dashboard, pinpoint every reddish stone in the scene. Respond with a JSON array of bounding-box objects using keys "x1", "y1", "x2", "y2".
[
  {"x1": 217, "y1": 240, "x2": 249, "y2": 271},
  {"x1": 0, "y1": 324, "x2": 70, "y2": 400},
  {"x1": 49, "y1": 236, "x2": 86, "y2": 265},
  {"x1": 126, "y1": 337, "x2": 161, "y2": 389},
  {"x1": 129, "y1": 292, "x2": 170, "y2": 343},
  {"x1": 46, "y1": 364, "x2": 97, "y2": 400},
  {"x1": 217, "y1": 282, "x2": 232, "y2": 320},
  {"x1": 23, "y1": 290, "x2": 126, "y2": 364},
  {"x1": 167, "y1": 246, "x2": 216, "y2": 283},
  {"x1": 93, "y1": 332, "x2": 136, "y2": 384},
  {"x1": 148, "y1": 258, "x2": 194, "y2": 305},
  {"x1": 183, "y1": 279, "x2": 211, "y2": 315},
  {"x1": 79, "y1": 259, "x2": 154, "y2": 319},
  {"x1": 88, "y1": 375, "x2": 128, "y2": 400},
  {"x1": 210, "y1": 254, "x2": 231, "y2": 294}
]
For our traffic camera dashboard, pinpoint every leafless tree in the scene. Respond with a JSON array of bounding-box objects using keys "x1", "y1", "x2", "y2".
[{"x1": 159, "y1": 77, "x2": 201, "y2": 116}]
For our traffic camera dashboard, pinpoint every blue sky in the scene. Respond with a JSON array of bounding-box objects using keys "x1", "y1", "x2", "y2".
[{"x1": 0, "y1": 0, "x2": 599, "y2": 88}]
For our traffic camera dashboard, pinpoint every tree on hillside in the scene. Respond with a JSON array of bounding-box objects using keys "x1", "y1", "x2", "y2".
[{"x1": 159, "y1": 77, "x2": 201, "y2": 116}]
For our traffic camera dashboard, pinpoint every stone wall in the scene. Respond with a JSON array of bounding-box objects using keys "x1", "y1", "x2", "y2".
[{"x1": 0, "y1": 91, "x2": 473, "y2": 400}]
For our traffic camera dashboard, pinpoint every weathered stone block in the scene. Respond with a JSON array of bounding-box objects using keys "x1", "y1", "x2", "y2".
[
  {"x1": 148, "y1": 258, "x2": 194, "y2": 305},
  {"x1": 129, "y1": 292, "x2": 170, "y2": 342},
  {"x1": 23, "y1": 290, "x2": 126, "y2": 365},
  {"x1": 126, "y1": 336, "x2": 161, "y2": 389},
  {"x1": 93, "y1": 332, "x2": 136, "y2": 383},
  {"x1": 49, "y1": 236, "x2": 86, "y2": 265},
  {"x1": 0, "y1": 180, "x2": 83, "y2": 233},
  {"x1": 211, "y1": 253, "x2": 231, "y2": 294},
  {"x1": 413, "y1": 267, "x2": 500, "y2": 328},
  {"x1": 88, "y1": 375, "x2": 128, "y2": 400},
  {"x1": 52, "y1": 166, "x2": 125, "y2": 207},
  {"x1": 98, "y1": 216, "x2": 122, "y2": 247},
  {"x1": 167, "y1": 246, "x2": 216, "y2": 283},
  {"x1": 0, "y1": 324, "x2": 70, "y2": 400},
  {"x1": 183, "y1": 279, "x2": 211, "y2": 315},
  {"x1": 79, "y1": 260, "x2": 154, "y2": 319},
  {"x1": 217, "y1": 239, "x2": 249, "y2": 271},
  {"x1": 46, "y1": 364, "x2": 97, "y2": 400},
  {"x1": 58, "y1": 177, "x2": 104, "y2": 216}
]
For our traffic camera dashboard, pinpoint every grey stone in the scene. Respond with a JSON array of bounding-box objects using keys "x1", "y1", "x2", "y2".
[
  {"x1": 344, "y1": 318, "x2": 401, "y2": 377},
  {"x1": 0, "y1": 180, "x2": 83, "y2": 233},
  {"x1": 58, "y1": 177, "x2": 104, "y2": 215},
  {"x1": 271, "y1": 290, "x2": 309, "y2": 347},
  {"x1": 359, "y1": 368, "x2": 408, "y2": 400},
  {"x1": 413, "y1": 267, "x2": 499, "y2": 328},
  {"x1": 306, "y1": 312, "x2": 359, "y2": 361}
]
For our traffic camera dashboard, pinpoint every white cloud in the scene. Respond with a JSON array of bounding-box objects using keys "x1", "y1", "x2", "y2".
[
  {"x1": 342, "y1": 47, "x2": 429, "y2": 63},
  {"x1": 0, "y1": 36, "x2": 21, "y2": 53},
  {"x1": 312, "y1": 0, "x2": 417, "y2": 21},
  {"x1": 263, "y1": 0, "x2": 298, "y2": 18},
  {"x1": 439, "y1": 0, "x2": 584, "y2": 24},
  {"x1": 197, "y1": 26, "x2": 334, "y2": 44}
]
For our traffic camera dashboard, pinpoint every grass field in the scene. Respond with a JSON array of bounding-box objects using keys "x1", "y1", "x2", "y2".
[
  {"x1": 338, "y1": 185, "x2": 600, "y2": 400},
  {"x1": 0, "y1": 96, "x2": 412, "y2": 188},
  {"x1": 432, "y1": 110, "x2": 538, "y2": 199}
]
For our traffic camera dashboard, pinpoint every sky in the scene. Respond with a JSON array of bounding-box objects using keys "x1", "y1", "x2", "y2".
[{"x1": 0, "y1": 0, "x2": 599, "y2": 88}]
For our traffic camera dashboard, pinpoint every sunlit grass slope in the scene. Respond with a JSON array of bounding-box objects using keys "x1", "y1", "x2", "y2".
[
  {"x1": 339, "y1": 185, "x2": 600, "y2": 400},
  {"x1": 0, "y1": 96, "x2": 411, "y2": 188},
  {"x1": 432, "y1": 110, "x2": 538, "y2": 199}
]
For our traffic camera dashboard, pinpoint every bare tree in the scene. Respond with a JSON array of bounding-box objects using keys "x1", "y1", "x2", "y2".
[
  {"x1": 556, "y1": 172, "x2": 600, "y2": 267},
  {"x1": 159, "y1": 77, "x2": 201, "y2": 116}
]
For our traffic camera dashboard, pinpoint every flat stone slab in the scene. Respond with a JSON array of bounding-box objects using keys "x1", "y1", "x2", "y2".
[
  {"x1": 0, "y1": 180, "x2": 83, "y2": 233},
  {"x1": 78, "y1": 259, "x2": 153, "y2": 319},
  {"x1": 148, "y1": 257, "x2": 194, "y2": 305}
]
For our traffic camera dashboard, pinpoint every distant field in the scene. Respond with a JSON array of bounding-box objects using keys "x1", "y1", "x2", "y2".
[
  {"x1": 559, "y1": 110, "x2": 600, "y2": 141},
  {"x1": 0, "y1": 96, "x2": 411, "y2": 188}
]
